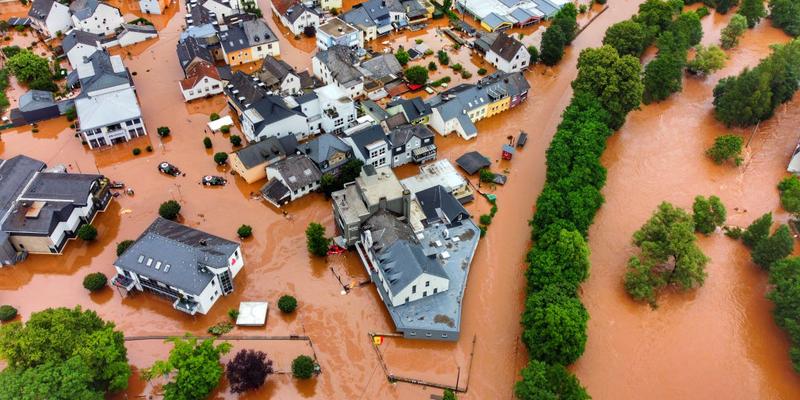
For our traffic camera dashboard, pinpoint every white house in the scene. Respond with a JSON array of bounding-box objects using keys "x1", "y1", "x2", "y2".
[
  {"x1": 70, "y1": 0, "x2": 124, "y2": 36},
  {"x1": 61, "y1": 29, "x2": 102, "y2": 67},
  {"x1": 256, "y1": 56, "x2": 303, "y2": 95},
  {"x1": 292, "y1": 84, "x2": 358, "y2": 135},
  {"x1": 272, "y1": 0, "x2": 320, "y2": 37},
  {"x1": 240, "y1": 96, "x2": 309, "y2": 142},
  {"x1": 261, "y1": 155, "x2": 322, "y2": 207},
  {"x1": 302, "y1": 0, "x2": 341, "y2": 10},
  {"x1": 28, "y1": 0, "x2": 73, "y2": 39},
  {"x1": 116, "y1": 24, "x2": 159, "y2": 47},
  {"x1": 316, "y1": 17, "x2": 364, "y2": 52},
  {"x1": 112, "y1": 217, "x2": 244, "y2": 316},
  {"x1": 312, "y1": 45, "x2": 365, "y2": 99},
  {"x1": 475, "y1": 32, "x2": 530, "y2": 73},
  {"x1": 139, "y1": 0, "x2": 170, "y2": 14},
  {"x1": 344, "y1": 125, "x2": 391, "y2": 168},
  {"x1": 179, "y1": 60, "x2": 224, "y2": 102}
]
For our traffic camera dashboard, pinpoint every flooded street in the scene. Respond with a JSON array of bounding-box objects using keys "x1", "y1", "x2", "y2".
[{"x1": 2, "y1": 0, "x2": 800, "y2": 398}]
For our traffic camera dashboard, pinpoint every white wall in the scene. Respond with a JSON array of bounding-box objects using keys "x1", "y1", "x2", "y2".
[
  {"x1": 389, "y1": 273, "x2": 449, "y2": 306},
  {"x1": 44, "y1": 2, "x2": 73, "y2": 38},
  {"x1": 72, "y1": 4, "x2": 124, "y2": 35},
  {"x1": 180, "y1": 76, "x2": 224, "y2": 102},
  {"x1": 66, "y1": 43, "x2": 100, "y2": 68},
  {"x1": 117, "y1": 30, "x2": 158, "y2": 47},
  {"x1": 487, "y1": 46, "x2": 530, "y2": 73}
]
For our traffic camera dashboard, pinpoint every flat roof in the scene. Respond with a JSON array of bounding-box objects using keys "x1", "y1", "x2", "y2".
[{"x1": 236, "y1": 301, "x2": 269, "y2": 326}]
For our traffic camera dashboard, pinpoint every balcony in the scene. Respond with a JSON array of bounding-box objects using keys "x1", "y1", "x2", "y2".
[
  {"x1": 412, "y1": 144, "x2": 437, "y2": 163},
  {"x1": 112, "y1": 274, "x2": 135, "y2": 291},
  {"x1": 174, "y1": 298, "x2": 200, "y2": 315}
]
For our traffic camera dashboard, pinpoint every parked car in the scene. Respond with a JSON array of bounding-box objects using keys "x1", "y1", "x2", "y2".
[
  {"x1": 109, "y1": 181, "x2": 125, "y2": 189},
  {"x1": 201, "y1": 175, "x2": 227, "y2": 186},
  {"x1": 158, "y1": 162, "x2": 181, "y2": 176}
]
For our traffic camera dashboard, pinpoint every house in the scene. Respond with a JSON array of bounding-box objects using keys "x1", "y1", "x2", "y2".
[
  {"x1": 255, "y1": 55, "x2": 305, "y2": 95},
  {"x1": 359, "y1": 53, "x2": 403, "y2": 85},
  {"x1": 116, "y1": 24, "x2": 159, "y2": 47},
  {"x1": 343, "y1": 125, "x2": 390, "y2": 169},
  {"x1": 341, "y1": 7, "x2": 378, "y2": 41},
  {"x1": 229, "y1": 135, "x2": 299, "y2": 183},
  {"x1": 316, "y1": 17, "x2": 364, "y2": 53},
  {"x1": 312, "y1": 45, "x2": 365, "y2": 98},
  {"x1": 400, "y1": 159, "x2": 474, "y2": 203},
  {"x1": 261, "y1": 155, "x2": 322, "y2": 207},
  {"x1": 456, "y1": 0, "x2": 570, "y2": 32},
  {"x1": 473, "y1": 31, "x2": 530, "y2": 73},
  {"x1": 69, "y1": 0, "x2": 124, "y2": 36},
  {"x1": 297, "y1": 133, "x2": 354, "y2": 176},
  {"x1": 293, "y1": 84, "x2": 358, "y2": 135},
  {"x1": 74, "y1": 50, "x2": 147, "y2": 149},
  {"x1": 62, "y1": 30, "x2": 102, "y2": 67},
  {"x1": 28, "y1": 0, "x2": 72, "y2": 39},
  {"x1": 219, "y1": 16, "x2": 279, "y2": 66},
  {"x1": 342, "y1": 0, "x2": 393, "y2": 38},
  {"x1": 302, "y1": 0, "x2": 340, "y2": 11},
  {"x1": 186, "y1": 0, "x2": 237, "y2": 24},
  {"x1": 224, "y1": 72, "x2": 309, "y2": 141},
  {"x1": 9, "y1": 90, "x2": 74, "y2": 127},
  {"x1": 179, "y1": 60, "x2": 225, "y2": 102},
  {"x1": 387, "y1": 124, "x2": 436, "y2": 167},
  {"x1": 386, "y1": 97, "x2": 431, "y2": 125},
  {"x1": 176, "y1": 36, "x2": 215, "y2": 73},
  {"x1": 0, "y1": 155, "x2": 112, "y2": 265},
  {"x1": 271, "y1": 0, "x2": 320, "y2": 37},
  {"x1": 139, "y1": 0, "x2": 171, "y2": 14},
  {"x1": 112, "y1": 217, "x2": 244, "y2": 315}
]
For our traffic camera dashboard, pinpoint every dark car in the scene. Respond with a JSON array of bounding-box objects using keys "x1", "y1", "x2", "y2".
[
  {"x1": 202, "y1": 175, "x2": 227, "y2": 186},
  {"x1": 158, "y1": 162, "x2": 181, "y2": 176}
]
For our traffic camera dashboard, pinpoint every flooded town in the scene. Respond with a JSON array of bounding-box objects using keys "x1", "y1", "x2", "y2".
[{"x1": 2, "y1": 0, "x2": 800, "y2": 398}]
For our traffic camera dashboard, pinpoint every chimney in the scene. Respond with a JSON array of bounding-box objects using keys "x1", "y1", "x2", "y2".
[
  {"x1": 199, "y1": 239, "x2": 208, "y2": 246},
  {"x1": 402, "y1": 189, "x2": 411, "y2": 219}
]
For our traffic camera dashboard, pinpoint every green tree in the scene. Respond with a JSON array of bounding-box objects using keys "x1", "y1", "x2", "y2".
[
  {"x1": 687, "y1": 45, "x2": 727, "y2": 75},
  {"x1": 525, "y1": 228, "x2": 589, "y2": 294},
  {"x1": 237, "y1": 224, "x2": 252, "y2": 238},
  {"x1": 404, "y1": 65, "x2": 429, "y2": 85},
  {"x1": 229, "y1": 135, "x2": 242, "y2": 147},
  {"x1": 692, "y1": 195, "x2": 727, "y2": 235},
  {"x1": 740, "y1": 0, "x2": 767, "y2": 28},
  {"x1": 527, "y1": 45, "x2": 539, "y2": 61},
  {"x1": 779, "y1": 176, "x2": 800, "y2": 214},
  {"x1": 623, "y1": 202, "x2": 710, "y2": 307},
  {"x1": 278, "y1": 295, "x2": 297, "y2": 313},
  {"x1": 635, "y1": 0, "x2": 681, "y2": 37},
  {"x1": 395, "y1": 48, "x2": 410, "y2": 66},
  {"x1": 428, "y1": 61, "x2": 437, "y2": 71},
  {"x1": 291, "y1": 355, "x2": 316, "y2": 379},
  {"x1": 0, "y1": 305, "x2": 17, "y2": 321},
  {"x1": 82, "y1": 272, "x2": 108, "y2": 292},
  {"x1": 158, "y1": 200, "x2": 181, "y2": 220},
  {"x1": 742, "y1": 212, "x2": 773, "y2": 248},
  {"x1": 157, "y1": 126, "x2": 170, "y2": 137},
  {"x1": 642, "y1": 44, "x2": 686, "y2": 104},
  {"x1": 143, "y1": 336, "x2": 231, "y2": 400},
  {"x1": 305, "y1": 222, "x2": 330, "y2": 257},
  {"x1": 442, "y1": 388, "x2": 458, "y2": 400},
  {"x1": 514, "y1": 360, "x2": 590, "y2": 400},
  {"x1": 716, "y1": 0, "x2": 739, "y2": 14},
  {"x1": 573, "y1": 45, "x2": 644, "y2": 130},
  {"x1": 769, "y1": 0, "x2": 800, "y2": 37},
  {"x1": 520, "y1": 285, "x2": 588, "y2": 365},
  {"x1": 0, "y1": 357, "x2": 103, "y2": 400},
  {"x1": 720, "y1": 14, "x2": 748, "y2": 49},
  {"x1": 752, "y1": 224, "x2": 794, "y2": 269},
  {"x1": 203, "y1": 137, "x2": 212, "y2": 149},
  {"x1": 766, "y1": 257, "x2": 800, "y2": 372},
  {"x1": 77, "y1": 224, "x2": 98, "y2": 241},
  {"x1": 603, "y1": 20, "x2": 648, "y2": 57},
  {"x1": 116, "y1": 240, "x2": 134, "y2": 256},
  {"x1": 0, "y1": 307, "x2": 131, "y2": 394},
  {"x1": 671, "y1": 11, "x2": 704, "y2": 47},
  {"x1": 539, "y1": 24, "x2": 566, "y2": 66},
  {"x1": 552, "y1": 3, "x2": 578, "y2": 44},
  {"x1": 6, "y1": 50, "x2": 52, "y2": 85},
  {"x1": 214, "y1": 152, "x2": 228, "y2": 165}
]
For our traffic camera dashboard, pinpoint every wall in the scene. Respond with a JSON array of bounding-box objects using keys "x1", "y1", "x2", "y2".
[{"x1": 229, "y1": 154, "x2": 268, "y2": 184}]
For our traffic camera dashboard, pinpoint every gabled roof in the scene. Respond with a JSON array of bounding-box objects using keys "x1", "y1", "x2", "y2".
[
  {"x1": 180, "y1": 60, "x2": 222, "y2": 90},
  {"x1": 269, "y1": 155, "x2": 322, "y2": 191},
  {"x1": 250, "y1": 95, "x2": 304, "y2": 129},
  {"x1": 415, "y1": 185, "x2": 469, "y2": 226},
  {"x1": 233, "y1": 135, "x2": 298, "y2": 169},
  {"x1": 114, "y1": 217, "x2": 239, "y2": 295},
  {"x1": 62, "y1": 29, "x2": 101, "y2": 53},
  {"x1": 285, "y1": 2, "x2": 318, "y2": 23},
  {"x1": 387, "y1": 97, "x2": 431, "y2": 121},
  {"x1": 18, "y1": 90, "x2": 56, "y2": 112},
  {"x1": 219, "y1": 19, "x2": 277, "y2": 53},
  {"x1": 298, "y1": 133, "x2": 352, "y2": 171},
  {"x1": 77, "y1": 51, "x2": 131, "y2": 94},
  {"x1": 28, "y1": 0, "x2": 57, "y2": 21},
  {"x1": 388, "y1": 124, "x2": 433, "y2": 147},
  {"x1": 342, "y1": 7, "x2": 376, "y2": 29},
  {"x1": 177, "y1": 36, "x2": 214, "y2": 72},
  {"x1": 455, "y1": 151, "x2": 491, "y2": 175},
  {"x1": 75, "y1": 87, "x2": 141, "y2": 130},
  {"x1": 271, "y1": 0, "x2": 298, "y2": 15},
  {"x1": 349, "y1": 125, "x2": 388, "y2": 160},
  {"x1": 69, "y1": 0, "x2": 102, "y2": 21},
  {"x1": 257, "y1": 55, "x2": 296, "y2": 88},
  {"x1": 488, "y1": 32, "x2": 524, "y2": 62},
  {"x1": 260, "y1": 178, "x2": 291, "y2": 204},
  {"x1": 0, "y1": 156, "x2": 47, "y2": 225},
  {"x1": 314, "y1": 45, "x2": 363, "y2": 86},
  {"x1": 360, "y1": 54, "x2": 402, "y2": 82},
  {"x1": 225, "y1": 71, "x2": 268, "y2": 109}
]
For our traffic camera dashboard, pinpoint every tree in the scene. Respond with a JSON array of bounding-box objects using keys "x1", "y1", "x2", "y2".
[
  {"x1": 635, "y1": 0, "x2": 681, "y2": 35},
  {"x1": 551, "y1": 3, "x2": 578, "y2": 44},
  {"x1": 6, "y1": 50, "x2": 52, "y2": 85},
  {"x1": 65, "y1": 106, "x2": 77, "y2": 121},
  {"x1": 0, "y1": 305, "x2": 17, "y2": 321},
  {"x1": 742, "y1": 212, "x2": 773, "y2": 248},
  {"x1": 692, "y1": 195, "x2": 727, "y2": 235},
  {"x1": 226, "y1": 349, "x2": 273, "y2": 393},
  {"x1": 514, "y1": 360, "x2": 590, "y2": 400},
  {"x1": 158, "y1": 200, "x2": 181, "y2": 220},
  {"x1": 0, "y1": 307, "x2": 131, "y2": 394},
  {"x1": 82, "y1": 272, "x2": 108, "y2": 292},
  {"x1": 527, "y1": 45, "x2": 539, "y2": 61},
  {"x1": 278, "y1": 295, "x2": 297, "y2": 313},
  {"x1": 0, "y1": 357, "x2": 102, "y2": 400},
  {"x1": 157, "y1": 126, "x2": 170, "y2": 137},
  {"x1": 203, "y1": 137, "x2": 212, "y2": 149},
  {"x1": 305, "y1": 222, "x2": 330, "y2": 257},
  {"x1": 671, "y1": 11, "x2": 704, "y2": 48},
  {"x1": 479, "y1": 168, "x2": 495, "y2": 183},
  {"x1": 237, "y1": 224, "x2": 252, "y2": 238},
  {"x1": 740, "y1": 0, "x2": 767, "y2": 28},
  {"x1": 214, "y1": 152, "x2": 229, "y2": 165},
  {"x1": 438, "y1": 50, "x2": 450, "y2": 65},
  {"x1": 230, "y1": 135, "x2": 242, "y2": 147},
  {"x1": 520, "y1": 285, "x2": 588, "y2": 365},
  {"x1": 525, "y1": 228, "x2": 589, "y2": 294},
  {"x1": 720, "y1": 14, "x2": 748, "y2": 49},
  {"x1": 442, "y1": 388, "x2": 458, "y2": 400},
  {"x1": 395, "y1": 48, "x2": 410, "y2": 66},
  {"x1": 752, "y1": 224, "x2": 794, "y2": 269},
  {"x1": 766, "y1": 257, "x2": 800, "y2": 373},
  {"x1": 210, "y1": 113, "x2": 220, "y2": 121},
  {"x1": 303, "y1": 25, "x2": 316, "y2": 37},
  {"x1": 623, "y1": 202, "x2": 710, "y2": 307},
  {"x1": 116, "y1": 240, "x2": 134, "y2": 256},
  {"x1": 642, "y1": 45, "x2": 686, "y2": 104},
  {"x1": 143, "y1": 336, "x2": 231, "y2": 400},
  {"x1": 291, "y1": 355, "x2": 316, "y2": 379},
  {"x1": 77, "y1": 224, "x2": 98, "y2": 241},
  {"x1": 716, "y1": 0, "x2": 739, "y2": 14},
  {"x1": 573, "y1": 45, "x2": 644, "y2": 130},
  {"x1": 779, "y1": 176, "x2": 800, "y2": 214},
  {"x1": 687, "y1": 45, "x2": 727, "y2": 75},
  {"x1": 603, "y1": 20, "x2": 648, "y2": 57},
  {"x1": 539, "y1": 24, "x2": 566, "y2": 66},
  {"x1": 428, "y1": 61, "x2": 437, "y2": 71},
  {"x1": 769, "y1": 0, "x2": 800, "y2": 37},
  {"x1": 405, "y1": 65, "x2": 429, "y2": 85}
]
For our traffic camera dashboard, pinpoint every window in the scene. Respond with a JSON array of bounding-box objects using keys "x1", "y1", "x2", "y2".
[
  {"x1": 409, "y1": 331, "x2": 416, "y2": 336},
  {"x1": 441, "y1": 333, "x2": 448, "y2": 338},
  {"x1": 146, "y1": 258, "x2": 153, "y2": 266},
  {"x1": 212, "y1": 280, "x2": 216, "y2": 287},
  {"x1": 405, "y1": 297, "x2": 409, "y2": 303},
  {"x1": 425, "y1": 333, "x2": 432, "y2": 337},
  {"x1": 433, "y1": 288, "x2": 438, "y2": 294},
  {"x1": 423, "y1": 291, "x2": 427, "y2": 297},
  {"x1": 425, "y1": 281, "x2": 430, "y2": 287},
  {"x1": 412, "y1": 285, "x2": 416, "y2": 294}
]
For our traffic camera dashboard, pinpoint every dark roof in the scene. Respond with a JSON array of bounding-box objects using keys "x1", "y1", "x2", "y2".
[
  {"x1": 489, "y1": 32, "x2": 524, "y2": 62},
  {"x1": 257, "y1": 55, "x2": 296, "y2": 88},
  {"x1": 62, "y1": 30, "x2": 102, "y2": 53},
  {"x1": 415, "y1": 185, "x2": 469, "y2": 226},
  {"x1": 285, "y1": 3, "x2": 318, "y2": 23},
  {"x1": 18, "y1": 90, "x2": 56, "y2": 112},
  {"x1": 456, "y1": 151, "x2": 491, "y2": 175},
  {"x1": 0, "y1": 156, "x2": 47, "y2": 224},
  {"x1": 28, "y1": 0, "x2": 56, "y2": 21},
  {"x1": 69, "y1": 0, "x2": 101, "y2": 20},
  {"x1": 388, "y1": 124, "x2": 433, "y2": 147},
  {"x1": 225, "y1": 71, "x2": 268, "y2": 109},
  {"x1": 360, "y1": 54, "x2": 402, "y2": 81},
  {"x1": 360, "y1": 99, "x2": 390, "y2": 121},
  {"x1": 349, "y1": 125, "x2": 388, "y2": 160},
  {"x1": 219, "y1": 19, "x2": 277, "y2": 53},
  {"x1": 78, "y1": 51, "x2": 131, "y2": 93},
  {"x1": 388, "y1": 97, "x2": 431, "y2": 122},
  {"x1": 114, "y1": 218, "x2": 240, "y2": 295},
  {"x1": 384, "y1": 113, "x2": 407, "y2": 130},
  {"x1": 314, "y1": 45, "x2": 363, "y2": 86},
  {"x1": 250, "y1": 95, "x2": 303, "y2": 129},
  {"x1": 260, "y1": 178, "x2": 291, "y2": 205},
  {"x1": 268, "y1": 155, "x2": 321, "y2": 191},
  {"x1": 20, "y1": 172, "x2": 101, "y2": 204},
  {"x1": 233, "y1": 135, "x2": 298, "y2": 169},
  {"x1": 298, "y1": 133, "x2": 352, "y2": 172}
]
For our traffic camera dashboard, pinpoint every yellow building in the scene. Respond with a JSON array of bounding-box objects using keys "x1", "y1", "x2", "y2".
[
  {"x1": 229, "y1": 137, "x2": 298, "y2": 184},
  {"x1": 485, "y1": 95, "x2": 510, "y2": 118}
]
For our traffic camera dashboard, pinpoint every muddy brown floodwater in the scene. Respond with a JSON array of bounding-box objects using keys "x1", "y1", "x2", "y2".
[{"x1": 2, "y1": 0, "x2": 800, "y2": 398}]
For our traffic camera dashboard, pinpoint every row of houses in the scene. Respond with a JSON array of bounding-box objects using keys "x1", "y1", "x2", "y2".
[
  {"x1": 455, "y1": 0, "x2": 572, "y2": 32},
  {"x1": 28, "y1": 0, "x2": 124, "y2": 38}
]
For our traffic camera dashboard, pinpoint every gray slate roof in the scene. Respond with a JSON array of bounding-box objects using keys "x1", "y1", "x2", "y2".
[
  {"x1": 69, "y1": 0, "x2": 101, "y2": 21},
  {"x1": 0, "y1": 156, "x2": 46, "y2": 224},
  {"x1": 455, "y1": 151, "x2": 491, "y2": 175},
  {"x1": 348, "y1": 125, "x2": 388, "y2": 160},
  {"x1": 257, "y1": 55, "x2": 296, "y2": 88},
  {"x1": 18, "y1": 90, "x2": 56, "y2": 112},
  {"x1": 28, "y1": 0, "x2": 56, "y2": 21},
  {"x1": 225, "y1": 71, "x2": 268, "y2": 109},
  {"x1": 220, "y1": 19, "x2": 277, "y2": 53},
  {"x1": 388, "y1": 97, "x2": 431, "y2": 122},
  {"x1": 314, "y1": 45, "x2": 363, "y2": 86},
  {"x1": 62, "y1": 30, "x2": 101, "y2": 53},
  {"x1": 114, "y1": 217, "x2": 239, "y2": 295},
  {"x1": 269, "y1": 155, "x2": 321, "y2": 192},
  {"x1": 78, "y1": 51, "x2": 131, "y2": 94},
  {"x1": 285, "y1": 3, "x2": 318, "y2": 23},
  {"x1": 415, "y1": 185, "x2": 469, "y2": 227},
  {"x1": 360, "y1": 54, "x2": 402, "y2": 82},
  {"x1": 251, "y1": 95, "x2": 303, "y2": 130},
  {"x1": 233, "y1": 135, "x2": 298, "y2": 169},
  {"x1": 489, "y1": 32, "x2": 524, "y2": 63},
  {"x1": 388, "y1": 124, "x2": 433, "y2": 147},
  {"x1": 298, "y1": 133, "x2": 352, "y2": 173}
]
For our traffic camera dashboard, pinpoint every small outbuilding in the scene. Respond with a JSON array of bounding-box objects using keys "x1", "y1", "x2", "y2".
[
  {"x1": 236, "y1": 301, "x2": 269, "y2": 326},
  {"x1": 456, "y1": 151, "x2": 491, "y2": 175}
]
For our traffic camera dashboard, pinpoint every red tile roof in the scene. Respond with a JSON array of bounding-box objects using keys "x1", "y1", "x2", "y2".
[{"x1": 180, "y1": 60, "x2": 221, "y2": 90}]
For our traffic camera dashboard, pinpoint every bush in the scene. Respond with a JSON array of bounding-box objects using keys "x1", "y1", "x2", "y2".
[
  {"x1": 428, "y1": 61, "x2": 437, "y2": 71},
  {"x1": 686, "y1": 45, "x2": 727, "y2": 75},
  {"x1": 229, "y1": 134, "x2": 241, "y2": 147},
  {"x1": 82, "y1": 272, "x2": 107, "y2": 292},
  {"x1": 451, "y1": 63, "x2": 463, "y2": 72},
  {"x1": 203, "y1": 137, "x2": 212, "y2": 149},
  {"x1": 208, "y1": 321, "x2": 234, "y2": 336},
  {"x1": 742, "y1": 212, "x2": 773, "y2": 248},
  {"x1": 477, "y1": 68, "x2": 487, "y2": 75},
  {"x1": 779, "y1": 176, "x2": 800, "y2": 214},
  {"x1": 158, "y1": 200, "x2": 181, "y2": 220},
  {"x1": 437, "y1": 50, "x2": 449, "y2": 65},
  {"x1": 116, "y1": 240, "x2": 134, "y2": 256},
  {"x1": 132, "y1": 148, "x2": 141, "y2": 156},
  {"x1": 226, "y1": 349, "x2": 273, "y2": 393},
  {"x1": 692, "y1": 195, "x2": 726, "y2": 235},
  {"x1": 214, "y1": 152, "x2": 229, "y2": 165},
  {"x1": 527, "y1": 45, "x2": 539, "y2": 62},
  {"x1": 720, "y1": 14, "x2": 747, "y2": 49},
  {"x1": 395, "y1": 48, "x2": 409, "y2": 66},
  {"x1": 64, "y1": 106, "x2": 76, "y2": 121},
  {"x1": 479, "y1": 168, "x2": 495, "y2": 183},
  {"x1": 706, "y1": 134, "x2": 743, "y2": 165},
  {"x1": 210, "y1": 113, "x2": 220, "y2": 121},
  {"x1": 752, "y1": 224, "x2": 794, "y2": 269},
  {"x1": 405, "y1": 65, "x2": 429, "y2": 85},
  {"x1": 306, "y1": 222, "x2": 330, "y2": 257},
  {"x1": 278, "y1": 295, "x2": 297, "y2": 313},
  {"x1": 291, "y1": 355, "x2": 315, "y2": 379},
  {"x1": 146, "y1": 145, "x2": 153, "y2": 152},
  {"x1": 237, "y1": 224, "x2": 252, "y2": 238},
  {"x1": 221, "y1": 125, "x2": 231, "y2": 134},
  {"x1": 303, "y1": 25, "x2": 316, "y2": 37},
  {"x1": 769, "y1": 0, "x2": 800, "y2": 37},
  {"x1": 461, "y1": 70, "x2": 472, "y2": 79},
  {"x1": 0, "y1": 305, "x2": 18, "y2": 321},
  {"x1": 228, "y1": 309, "x2": 239, "y2": 321},
  {"x1": 77, "y1": 224, "x2": 98, "y2": 241},
  {"x1": 479, "y1": 214, "x2": 492, "y2": 225},
  {"x1": 157, "y1": 126, "x2": 170, "y2": 137},
  {"x1": 696, "y1": 6, "x2": 710, "y2": 18}
]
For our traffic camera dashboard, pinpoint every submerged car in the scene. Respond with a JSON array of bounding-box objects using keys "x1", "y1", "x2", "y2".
[
  {"x1": 202, "y1": 175, "x2": 227, "y2": 186},
  {"x1": 158, "y1": 162, "x2": 181, "y2": 176}
]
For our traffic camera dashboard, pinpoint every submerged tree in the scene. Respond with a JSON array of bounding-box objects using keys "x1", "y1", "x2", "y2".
[
  {"x1": 706, "y1": 134, "x2": 743, "y2": 165},
  {"x1": 742, "y1": 212, "x2": 773, "y2": 248},
  {"x1": 752, "y1": 224, "x2": 794, "y2": 269},
  {"x1": 305, "y1": 222, "x2": 330, "y2": 257},
  {"x1": 520, "y1": 285, "x2": 588, "y2": 365},
  {"x1": 226, "y1": 349, "x2": 274, "y2": 393},
  {"x1": 778, "y1": 176, "x2": 800, "y2": 214},
  {"x1": 692, "y1": 195, "x2": 727, "y2": 235},
  {"x1": 143, "y1": 336, "x2": 231, "y2": 400},
  {"x1": 514, "y1": 360, "x2": 590, "y2": 400}
]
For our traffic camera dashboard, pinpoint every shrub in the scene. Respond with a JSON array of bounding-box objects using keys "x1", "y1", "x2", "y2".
[
  {"x1": 278, "y1": 295, "x2": 297, "y2": 313},
  {"x1": 237, "y1": 224, "x2": 252, "y2": 238},
  {"x1": 132, "y1": 148, "x2": 141, "y2": 156},
  {"x1": 116, "y1": 240, "x2": 134, "y2": 256},
  {"x1": 479, "y1": 168, "x2": 495, "y2": 183},
  {"x1": 477, "y1": 68, "x2": 487, "y2": 75},
  {"x1": 451, "y1": 63, "x2": 463, "y2": 71},
  {"x1": 778, "y1": 176, "x2": 800, "y2": 214},
  {"x1": 146, "y1": 145, "x2": 153, "y2": 152},
  {"x1": 64, "y1": 106, "x2": 76, "y2": 121},
  {"x1": 291, "y1": 355, "x2": 315, "y2": 379},
  {"x1": 437, "y1": 50, "x2": 449, "y2": 65},
  {"x1": 157, "y1": 126, "x2": 170, "y2": 137},
  {"x1": 203, "y1": 137, "x2": 212, "y2": 149},
  {"x1": 77, "y1": 224, "x2": 98, "y2": 241},
  {"x1": 479, "y1": 214, "x2": 492, "y2": 225},
  {"x1": 696, "y1": 6, "x2": 710, "y2": 18},
  {"x1": 405, "y1": 65, "x2": 429, "y2": 85},
  {"x1": 229, "y1": 134, "x2": 242, "y2": 147},
  {"x1": 706, "y1": 134, "x2": 743, "y2": 165},
  {"x1": 395, "y1": 48, "x2": 409, "y2": 66},
  {"x1": 220, "y1": 125, "x2": 231, "y2": 134},
  {"x1": 428, "y1": 61, "x2": 437, "y2": 71},
  {"x1": 742, "y1": 212, "x2": 773, "y2": 248},
  {"x1": 0, "y1": 305, "x2": 18, "y2": 321},
  {"x1": 724, "y1": 226, "x2": 744, "y2": 239},
  {"x1": 720, "y1": 14, "x2": 747, "y2": 49},
  {"x1": 461, "y1": 70, "x2": 472, "y2": 79},
  {"x1": 443, "y1": 389, "x2": 457, "y2": 400},
  {"x1": 415, "y1": 39, "x2": 423, "y2": 44},
  {"x1": 226, "y1": 349, "x2": 273, "y2": 393},
  {"x1": 158, "y1": 200, "x2": 181, "y2": 220},
  {"x1": 228, "y1": 309, "x2": 239, "y2": 321},
  {"x1": 214, "y1": 152, "x2": 228, "y2": 165},
  {"x1": 208, "y1": 322, "x2": 234, "y2": 336},
  {"x1": 686, "y1": 45, "x2": 727, "y2": 75},
  {"x1": 692, "y1": 195, "x2": 726, "y2": 235},
  {"x1": 82, "y1": 272, "x2": 107, "y2": 292},
  {"x1": 303, "y1": 25, "x2": 316, "y2": 37},
  {"x1": 210, "y1": 113, "x2": 220, "y2": 121},
  {"x1": 527, "y1": 45, "x2": 539, "y2": 61}
]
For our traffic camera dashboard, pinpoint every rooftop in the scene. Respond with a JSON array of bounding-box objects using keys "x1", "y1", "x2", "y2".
[
  {"x1": 269, "y1": 155, "x2": 321, "y2": 192},
  {"x1": 318, "y1": 17, "x2": 358, "y2": 37},
  {"x1": 232, "y1": 135, "x2": 298, "y2": 169},
  {"x1": 75, "y1": 87, "x2": 142, "y2": 131},
  {"x1": 356, "y1": 165, "x2": 405, "y2": 209}
]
